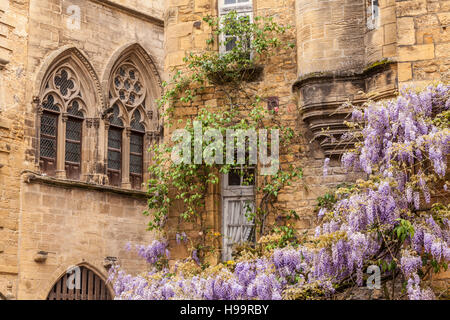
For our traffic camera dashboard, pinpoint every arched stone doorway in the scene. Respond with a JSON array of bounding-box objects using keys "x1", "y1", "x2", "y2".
[{"x1": 47, "y1": 265, "x2": 112, "y2": 300}]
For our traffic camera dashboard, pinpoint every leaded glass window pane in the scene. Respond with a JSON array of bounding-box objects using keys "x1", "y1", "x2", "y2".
[
  {"x1": 40, "y1": 137, "x2": 57, "y2": 159},
  {"x1": 109, "y1": 104, "x2": 124, "y2": 127},
  {"x1": 40, "y1": 111, "x2": 58, "y2": 176},
  {"x1": 130, "y1": 110, "x2": 145, "y2": 133},
  {"x1": 65, "y1": 141, "x2": 81, "y2": 163},
  {"x1": 54, "y1": 69, "x2": 75, "y2": 97},
  {"x1": 108, "y1": 127, "x2": 122, "y2": 171},
  {"x1": 108, "y1": 150, "x2": 121, "y2": 170},
  {"x1": 42, "y1": 95, "x2": 60, "y2": 112},
  {"x1": 130, "y1": 131, "x2": 144, "y2": 189},
  {"x1": 40, "y1": 113, "x2": 57, "y2": 159},
  {"x1": 66, "y1": 118, "x2": 82, "y2": 142},
  {"x1": 130, "y1": 133, "x2": 143, "y2": 154},
  {"x1": 108, "y1": 128, "x2": 122, "y2": 150},
  {"x1": 67, "y1": 101, "x2": 84, "y2": 118},
  {"x1": 130, "y1": 154, "x2": 143, "y2": 174},
  {"x1": 41, "y1": 113, "x2": 57, "y2": 137}
]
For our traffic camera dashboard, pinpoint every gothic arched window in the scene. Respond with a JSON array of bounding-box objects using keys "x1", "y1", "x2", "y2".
[
  {"x1": 105, "y1": 44, "x2": 161, "y2": 190},
  {"x1": 39, "y1": 66, "x2": 87, "y2": 179}
]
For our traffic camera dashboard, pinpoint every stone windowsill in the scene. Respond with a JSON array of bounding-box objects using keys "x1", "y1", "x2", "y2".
[{"x1": 22, "y1": 171, "x2": 150, "y2": 199}]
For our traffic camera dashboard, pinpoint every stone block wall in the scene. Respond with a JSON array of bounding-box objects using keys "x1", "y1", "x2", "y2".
[
  {"x1": 1, "y1": 0, "x2": 449, "y2": 299},
  {"x1": 0, "y1": 0, "x2": 30, "y2": 300},
  {"x1": 365, "y1": 0, "x2": 398, "y2": 65},
  {"x1": 0, "y1": 0, "x2": 165, "y2": 299},
  {"x1": 17, "y1": 176, "x2": 152, "y2": 300},
  {"x1": 396, "y1": 0, "x2": 450, "y2": 84},
  {"x1": 163, "y1": 0, "x2": 368, "y2": 263},
  {"x1": 295, "y1": 0, "x2": 366, "y2": 76}
]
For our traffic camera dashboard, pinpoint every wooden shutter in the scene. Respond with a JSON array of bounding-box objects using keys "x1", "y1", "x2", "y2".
[
  {"x1": 222, "y1": 198, "x2": 255, "y2": 261},
  {"x1": 47, "y1": 266, "x2": 112, "y2": 300}
]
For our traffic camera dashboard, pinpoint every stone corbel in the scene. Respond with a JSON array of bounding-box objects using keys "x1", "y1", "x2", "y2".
[
  {"x1": 34, "y1": 251, "x2": 48, "y2": 263},
  {"x1": 103, "y1": 256, "x2": 118, "y2": 270},
  {"x1": 86, "y1": 119, "x2": 94, "y2": 128},
  {"x1": 86, "y1": 118, "x2": 100, "y2": 129},
  {"x1": 293, "y1": 61, "x2": 398, "y2": 157},
  {"x1": 0, "y1": 57, "x2": 9, "y2": 70},
  {"x1": 104, "y1": 120, "x2": 110, "y2": 131},
  {"x1": 93, "y1": 118, "x2": 100, "y2": 129},
  {"x1": 145, "y1": 130, "x2": 160, "y2": 142},
  {"x1": 32, "y1": 96, "x2": 42, "y2": 114}
]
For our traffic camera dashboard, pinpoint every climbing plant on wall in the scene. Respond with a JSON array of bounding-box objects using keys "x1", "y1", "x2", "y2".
[
  {"x1": 144, "y1": 11, "x2": 302, "y2": 263},
  {"x1": 110, "y1": 84, "x2": 450, "y2": 300}
]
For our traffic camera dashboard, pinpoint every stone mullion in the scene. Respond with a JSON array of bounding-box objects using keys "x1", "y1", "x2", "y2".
[
  {"x1": 83, "y1": 119, "x2": 94, "y2": 181},
  {"x1": 104, "y1": 122, "x2": 110, "y2": 183},
  {"x1": 56, "y1": 113, "x2": 67, "y2": 179}
]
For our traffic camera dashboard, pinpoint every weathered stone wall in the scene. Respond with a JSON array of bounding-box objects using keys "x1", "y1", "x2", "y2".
[
  {"x1": 0, "y1": 0, "x2": 30, "y2": 300},
  {"x1": 1, "y1": 0, "x2": 449, "y2": 300},
  {"x1": 17, "y1": 176, "x2": 152, "y2": 300},
  {"x1": 163, "y1": 0, "x2": 368, "y2": 263},
  {"x1": 295, "y1": 0, "x2": 366, "y2": 76},
  {"x1": 365, "y1": 0, "x2": 398, "y2": 65},
  {"x1": 1, "y1": 0, "x2": 165, "y2": 299},
  {"x1": 396, "y1": 0, "x2": 450, "y2": 84}
]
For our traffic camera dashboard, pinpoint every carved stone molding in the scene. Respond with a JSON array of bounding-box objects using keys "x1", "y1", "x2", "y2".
[
  {"x1": 145, "y1": 130, "x2": 160, "y2": 142},
  {"x1": 293, "y1": 61, "x2": 398, "y2": 156},
  {"x1": 69, "y1": 48, "x2": 105, "y2": 110},
  {"x1": 86, "y1": 117, "x2": 100, "y2": 128}
]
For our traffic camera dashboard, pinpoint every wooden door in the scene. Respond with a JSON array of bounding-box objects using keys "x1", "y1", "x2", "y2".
[{"x1": 47, "y1": 266, "x2": 112, "y2": 300}]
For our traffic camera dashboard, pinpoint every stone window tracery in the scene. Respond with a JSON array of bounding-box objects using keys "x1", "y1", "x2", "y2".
[
  {"x1": 39, "y1": 65, "x2": 87, "y2": 179},
  {"x1": 106, "y1": 55, "x2": 157, "y2": 190},
  {"x1": 112, "y1": 64, "x2": 145, "y2": 109}
]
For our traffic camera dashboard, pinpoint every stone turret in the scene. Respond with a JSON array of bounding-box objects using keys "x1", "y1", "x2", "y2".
[{"x1": 293, "y1": 0, "x2": 398, "y2": 156}]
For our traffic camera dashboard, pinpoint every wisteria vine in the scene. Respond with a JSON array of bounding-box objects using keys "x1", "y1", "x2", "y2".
[{"x1": 109, "y1": 85, "x2": 450, "y2": 300}]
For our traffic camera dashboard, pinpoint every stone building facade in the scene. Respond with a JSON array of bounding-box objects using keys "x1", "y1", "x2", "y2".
[{"x1": 0, "y1": 0, "x2": 449, "y2": 299}]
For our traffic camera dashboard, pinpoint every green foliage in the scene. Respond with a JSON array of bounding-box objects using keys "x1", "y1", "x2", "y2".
[
  {"x1": 393, "y1": 218, "x2": 415, "y2": 243},
  {"x1": 145, "y1": 11, "x2": 300, "y2": 261}
]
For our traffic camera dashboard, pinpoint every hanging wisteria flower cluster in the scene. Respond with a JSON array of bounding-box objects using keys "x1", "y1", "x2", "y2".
[{"x1": 109, "y1": 85, "x2": 449, "y2": 300}]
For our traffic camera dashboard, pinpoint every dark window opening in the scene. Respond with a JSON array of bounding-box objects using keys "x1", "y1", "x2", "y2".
[
  {"x1": 65, "y1": 102, "x2": 84, "y2": 180},
  {"x1": 40, "y1": 95, "x2": 60, "y2": 176},
  {"x1": 107, "y1": 126, "x2": 122, "y2": 187},
  {"x1": 130, "y1": 132, "x2": 144, "y2": 190},
  {"x1": 130, "y1": 110, "x2": 145, "y2": 190},
  {"x1": 40, "y1": 111, "x2": 58, "y2": 176}
]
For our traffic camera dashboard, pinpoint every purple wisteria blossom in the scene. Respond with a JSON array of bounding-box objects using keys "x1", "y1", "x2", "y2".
[{"x1": 109, "y1": 85, "x2": 450, "y2": 300}]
